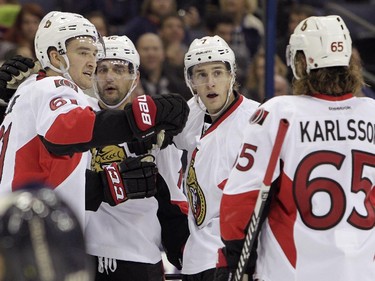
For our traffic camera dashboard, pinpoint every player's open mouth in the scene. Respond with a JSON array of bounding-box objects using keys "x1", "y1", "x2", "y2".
[
  {"x1": 207, "y1": 93, "x2": 218, "y2": 98},
  {"x1": 83, "y1": 71, "x2": 92, "y2": 77},
  {"x1": 105, "y1": 86, "x2": 117, "y2": 93}
]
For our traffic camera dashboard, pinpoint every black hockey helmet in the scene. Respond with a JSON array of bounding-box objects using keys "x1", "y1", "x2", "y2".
[{"x1": 0, "y1": 182, "x2": 94, "y2": 281}]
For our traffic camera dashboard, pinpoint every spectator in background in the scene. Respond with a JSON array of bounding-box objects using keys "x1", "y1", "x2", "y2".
[
  {"x1": 120, "y1": 0, "x2": 178, "y2": 44},
  {"x1": 243, "y1": 47, "x2": 288, "y2": 102},
  {"x1": 276, "y1": 3, "x2": 316, "y2": 67},
  {"x1": 2, "y1": 3, "x2": 44, "y2": 61},
  {"x1": 205, "y1": 11, "x2": 235, "y2": 45},
  {"x1": 352, "y1": 46, "x2": 375, "y2": 98},
  {"x1": 218, "y1": 0, "x2": 264, "y2": 87},
  {"x1": 159, "y1": 13, "x2": 188, "y2": 73},
  {"x1": 136, "y1": 32, "x2": 192, "y2": 101},
  {"x1": 0, "y1": 0, "x2": 20, "y2": 37},
  {"x1": 85, "y1": 10, "x2": 110, "y2": 37},
  {"x1": 274, "y1": 73, "x2": 291, "y2": 97},
  {"x1": 177, "y1": 2, "x2": 205, "y2": 42},
  {"x1": 0, "y1": 0, "x2": 20, "y2": 63}
]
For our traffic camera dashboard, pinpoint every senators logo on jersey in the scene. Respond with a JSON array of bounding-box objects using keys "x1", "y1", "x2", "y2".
[
  {"x1": 250, "y1": 108, "x2": 269, "y2": 125},
  {"x1": 186, "y1": 155, "x2": 206, "y2": 226},
  {"x1": 91, "y1": 145, "x2": 126, "y2": 172}
]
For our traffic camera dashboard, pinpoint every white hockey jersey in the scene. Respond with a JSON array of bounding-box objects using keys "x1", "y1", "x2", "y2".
[
  {"x1": 221, "y1": 93, "x2": 375, "y2": 281},
  {"x1": 0, "y1": 74, "x2": 95, "y2": 225},
  {"x1": 84, "y1": 97, "x2": 187, "y2": 266},
  {"x1": 174, "y1": 94, "x2": 260, "y2": 274}
]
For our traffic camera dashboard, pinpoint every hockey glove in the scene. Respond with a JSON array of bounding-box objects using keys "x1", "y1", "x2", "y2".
[
  {"x1": 124, "y1": 94, "x2": 189, "y2": 144},
  {"x1": 214, "y1": 248, "x2": 235, "y2": 281},
  {"x1": 0, "y1": 55, "x2": 37, "y2": 103},
  {"x1": 127, "y1": 137, "x2": 155, "y2": 155},
  {"x1": 101, "y1": 154, "x2": 158, "y2": 206}
]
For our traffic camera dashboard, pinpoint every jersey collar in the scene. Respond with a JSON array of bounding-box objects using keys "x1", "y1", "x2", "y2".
[
  {"x1": 310, "y1": 92, "x2": 354, "y2": 101},
  {"x1": 202, "y1": 92, "x2": 243, "y2": 138}
]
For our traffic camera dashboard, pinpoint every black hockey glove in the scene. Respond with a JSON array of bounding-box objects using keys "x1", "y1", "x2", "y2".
[
  {"x1": 0, "y1": 55, "x2": 36, "y2": 103},
  {"x1": 124, "y1": 94, "x2": 189, "y2": 145},
  {"x1": 101, "y1": 154, "x2": 158, "y2": 206},
  {"x1": 214, "y1": 248, "x2": 235, "y2": 281},
  {"x1": 214, "y1": 267, "x2": 234, "y2": 281},
  {"x1": 127, "y1": 137, "x2": 155, "y2": 155}
]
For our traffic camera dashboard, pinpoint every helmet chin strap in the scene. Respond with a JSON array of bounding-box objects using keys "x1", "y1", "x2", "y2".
[
  {"x1": 59, "y1": 54, "x2": 74, "y2": 82},
  {"x1": 47, "y1": 54, "x2": 74, "y2": 82}
]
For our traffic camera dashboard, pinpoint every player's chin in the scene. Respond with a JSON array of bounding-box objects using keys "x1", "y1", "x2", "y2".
[{"x1": 79, "y1": 77, "x2": 94, "y2": 90}]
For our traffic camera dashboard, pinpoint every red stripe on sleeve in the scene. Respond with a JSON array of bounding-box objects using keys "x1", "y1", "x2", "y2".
[
  {"x1": 220, "y1": 190, "x2": 259, "y2": 241},
  {"x1": 13, "y1": 136, "x2": 82, "y2": 190},
  {"x1": 45, "y1": 107, "x2": 96, "y2": 145}
]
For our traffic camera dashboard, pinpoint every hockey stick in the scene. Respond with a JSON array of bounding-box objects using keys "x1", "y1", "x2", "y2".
[{"x1": 233, "y1": 118, "x2": 289, "y2": 281}]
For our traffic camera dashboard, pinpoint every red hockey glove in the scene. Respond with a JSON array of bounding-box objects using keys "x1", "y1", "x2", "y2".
[
  {"x1": 0, "y1": 55, "x2": 37, "y2": 102},
  {"x1": 214, "y1": 248, "x2": 234, "y2": 281},
  {"x1": 101, "y1": 154, "x2": 158, "y2": 206},
  {"x1": 124, "y1": 94, "x2": 189, "y2": 144}
]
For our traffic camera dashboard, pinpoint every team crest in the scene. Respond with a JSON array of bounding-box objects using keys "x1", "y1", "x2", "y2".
[
  {"x1": 186, "y1": 157, "x2": 206, "y2": 226},
  {"x1": 54, "y1": 79, "x2": 78, "y2": 93},
  {"x1": 91, "y1": 145, "x2": 126, "y2": 172},
  {"x1": 250, "y1": 108, "x2": 269, "y2": 125}
]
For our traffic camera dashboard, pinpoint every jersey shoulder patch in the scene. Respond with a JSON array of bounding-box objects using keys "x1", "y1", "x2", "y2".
[{"x1": 54, "y1": 79, "x2": 78, "y2": 93}]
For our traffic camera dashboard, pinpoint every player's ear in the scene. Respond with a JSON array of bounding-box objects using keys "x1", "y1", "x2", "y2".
[{"x1": 49, "y1": 49, "x2": 67, "y2": 69}]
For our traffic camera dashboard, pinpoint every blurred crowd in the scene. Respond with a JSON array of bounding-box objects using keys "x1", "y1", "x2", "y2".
[{"x1": 0, "y1": 0, "x2": 374, "y2": 101}]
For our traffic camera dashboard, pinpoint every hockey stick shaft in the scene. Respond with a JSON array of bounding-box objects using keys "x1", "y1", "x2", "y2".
[{"x1": 234, "y1": 118, "x2": 289, "y2": 281}]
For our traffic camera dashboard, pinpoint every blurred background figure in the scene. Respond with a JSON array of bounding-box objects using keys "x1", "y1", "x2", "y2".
[
  {"x1": 218, "y1": 0, "x2": 264, "y2": 87},
  {"x1": 351, "y1": 46, "x2": 375, "y2": 98},
  {"x1": 85, "y1": 10, "x2": 110, "y2": 37},
  {"x1": 0, "y1": 0, "x2": 20, "y2": 38},
  {"x1": 274, "y1": 73, "x2": 291, "y2": 97},
  {"x1": 159, "y1": 13, "x2": 188, "y2": 69},
  {"x1": 0, "y1": 183, "x2": 94, "y2": 281},
  {"x1": 120, "y1": 0, "x2": 178, "y2": 44},
  {"x1": 0, "y1": 0, "x2": 20, "y2": 63},
  {"x1": 176, "y1": 0, "x2": 205, "y2": 41},
  {"x1": 276, "y1": 3, "x2": 317, "y2": 81},
  {"x1": 1, "y1": 2, "x2": 45, "y2": 61},
  {"x1": 204, "y1": 11, "x2": 235, "y2": 45},
  {"x1": 136, "y1": 32, "x2": 191, "y2": 100},
  {"x1": 243, "y1": 47, "x2": 289, "y2": 102}
]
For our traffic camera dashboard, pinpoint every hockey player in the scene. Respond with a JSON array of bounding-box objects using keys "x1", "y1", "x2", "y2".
[
  {"x1": 215, "y1": 15, "x2": 375, "y2": 281},
  {"x1": 0, "y1": 11, "x2": 189, "y2": 228},
  {"x1": 0, "y1": 35, "x2": 189, "y2": 280},
  {"x1": 0, "y1": 183, "x2": 94, "y2": 281},
  {"x1": 171, "y1": 36, "x2": 260, "y2": 280},
  {"x1": 84, "y1": 35, "x2": 189, "y2": 281}
]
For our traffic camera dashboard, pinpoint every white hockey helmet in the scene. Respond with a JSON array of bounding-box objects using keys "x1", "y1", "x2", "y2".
[
  {"x1": 35, "y1": 11, "x2": 100, "y2": 70},
  {"x1": 184, "y1": 35, "x2": 236, "y2": 80},
  {"x1": 287, "y1": 15, "x2": 352, "y2": 79},
  {"x1": 99, "y1": 35, "x2": 140, "y2": 71}
]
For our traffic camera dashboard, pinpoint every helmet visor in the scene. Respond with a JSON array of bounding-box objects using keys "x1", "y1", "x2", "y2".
[{"x1": 190, "y1": 68, "x2": 232, "y2": 87}]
